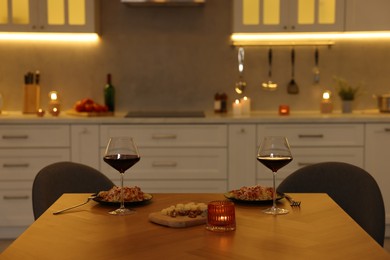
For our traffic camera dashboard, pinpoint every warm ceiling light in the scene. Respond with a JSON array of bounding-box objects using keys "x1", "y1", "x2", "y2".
[
  {"x1": 0, "y1": 33, "x2": 99, "y2": 42},
  {"x1": 231, "y1": 31, "x2": 390, "y2": 46}
]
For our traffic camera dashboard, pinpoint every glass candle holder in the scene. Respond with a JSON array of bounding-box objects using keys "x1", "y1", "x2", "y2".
[
  {"x1": 206, "y1": 200, "x2": 236, "y2": 232},
  {"x1": 279, "y1": 105, "x2": 290, "y2": 115}
]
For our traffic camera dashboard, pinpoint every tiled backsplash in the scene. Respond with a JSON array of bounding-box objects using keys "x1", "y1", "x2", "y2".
[{"x1": 0, "y1": 1, "x2": 388, "y2": 113}]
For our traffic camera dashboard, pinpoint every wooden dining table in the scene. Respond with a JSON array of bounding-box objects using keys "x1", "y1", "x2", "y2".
[{"x1": 1, "y1": 193, "x2": 389, "y2": 259}]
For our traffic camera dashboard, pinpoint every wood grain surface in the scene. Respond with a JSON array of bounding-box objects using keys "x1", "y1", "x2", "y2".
[{"x1": 2, "y1": 193, "x2": 389, "y2": 260}]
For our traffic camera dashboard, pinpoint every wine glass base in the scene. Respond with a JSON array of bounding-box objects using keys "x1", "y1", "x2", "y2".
[
  {"x1": 262, "y1": 207, "x2": 289, "y2": 215},
  {"x1": 109, "y1": 208, "x2": 135, "y2": 216}
]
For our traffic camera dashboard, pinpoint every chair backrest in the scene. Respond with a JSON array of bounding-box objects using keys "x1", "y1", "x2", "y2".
[
  {"x1": 32, "y1": 161, "x2": 114, "y2": 220},
  {"x1": 277, "y1": 162, "x2": 385, "y2": 246}
]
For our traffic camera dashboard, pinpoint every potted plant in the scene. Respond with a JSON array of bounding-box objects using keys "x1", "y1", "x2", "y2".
[{"x1": 334, "y1": 77, "x2": 360, "y2": 113}]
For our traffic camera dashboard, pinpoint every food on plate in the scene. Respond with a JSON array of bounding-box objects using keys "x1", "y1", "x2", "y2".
[
  {"x1": 97, "y1": 186, "x2": 146, "y2": 202},
  {"x1": 73, "y1": 98, "x2": 108, "y2": 113},
  {"x1": 161, "y1": 202, "x2": 208, "y2": 218},
  {"x1": 228, "y1": 185, "x2": 274, "y2": 201}
]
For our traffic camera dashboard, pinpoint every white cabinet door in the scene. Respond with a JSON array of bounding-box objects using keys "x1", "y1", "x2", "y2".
[
  {"x1": 257, "y1": 123, "x2": 364, "y2": 186},
  {"x1": 345, "y1": 0, "x2": 390, "y2": 31},
  {"x1": 0, "y1": 182, "x2": 34, "y2": 228},
  {"x1": 71, "y1": 125, "x2": 99, "y2": 170},
  {"x1": 0, "y1": 0, "x2": 98, "y2": 33},
  {"x1": 233, "y1": 0, "x2": 344, "y2": 33},
  {"x1": 365, "y1": 124, "x2": 390, "y2": 226},
  {"x1": 228, "y1": 124, "x2": 257, "y2": 190},
  {"x1": 257, "y1": 147, "x2": 364, "y2": 186}
]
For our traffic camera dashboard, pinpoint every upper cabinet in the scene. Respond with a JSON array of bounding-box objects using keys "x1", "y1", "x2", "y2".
[
  {"x1": 233, "y1": 0, "x2": 345, "y2": 33},
  {"x1": 345, "y1": 0, "x2": 390, "y2": 31},
  {"x1": 0, "y1": 0, "x2": 98, "y2": 33}
]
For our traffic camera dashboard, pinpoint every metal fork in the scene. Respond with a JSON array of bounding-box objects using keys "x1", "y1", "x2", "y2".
[
  {"x1": 284, "y1": 193, "x2": 301, "y2": 207},
  {"x1": 53, "y1": 195, "x2": 96, "y2": 215}
]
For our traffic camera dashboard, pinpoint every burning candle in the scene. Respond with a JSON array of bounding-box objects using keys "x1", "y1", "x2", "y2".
[
  {"x1": 240, "y1": 96, "x2": 251, "y2": 115},
  {"x1": 206, "y1": 200, "x2": 236, "y2": 232},
  {"x1": 36, "y1": 108, "x2": 45, "y2": 117},
  {"x1": 279, "y1": 105, "x2": 290, "y2": 115},
  {"x1": 232, "y1": 99, "x2": 242, "y2": 116},
  {"x1": 320, "y1": 91, "x2": 333, "y2": 114}
]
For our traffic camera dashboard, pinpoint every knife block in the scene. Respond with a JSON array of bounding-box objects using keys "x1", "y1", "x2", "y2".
[{"x1": 23, "y1": 84, "x2": 40, "y2": 114}]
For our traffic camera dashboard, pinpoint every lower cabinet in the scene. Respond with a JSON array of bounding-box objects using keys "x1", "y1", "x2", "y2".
[
  {"x1": 227, "y1": 124, "x2": 257, "y2": 190},
  {"x1": 365, "y1": 123, "x2": 390, "y2": 235},
  {"x1": 0, "y1": 125, "x2": 70, "y2": 239},
  {"x1": 256, "y1": 124, "x2": 365, "y2": 186},
  {"x1": 99, "y1": 124, "x2": 228, "y2": 193},
  {"x1": 71, "y1": 125, "x2": 100, "y2": 169}
]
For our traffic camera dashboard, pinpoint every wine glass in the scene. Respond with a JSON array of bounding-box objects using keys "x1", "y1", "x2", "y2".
[
  {"x1": 103, "y1": 137, "x2": 140, "y2": 215},
  {"x1": 257, "y1": 136, "x2": 293, "y2": 215}
]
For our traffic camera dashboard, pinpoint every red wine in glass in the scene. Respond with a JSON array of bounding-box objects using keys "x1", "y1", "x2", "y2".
[
  {"x1": 257, "y1": 157, "x2": 293, "y2": 173},
  {"x1": 103, "y1": 154, "x2": 140, "y2": 173}
]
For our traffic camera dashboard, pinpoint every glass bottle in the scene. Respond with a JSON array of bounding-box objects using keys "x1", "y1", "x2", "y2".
[{"x1": 104, "y1": 73, "x2": 115, "y2": 112}]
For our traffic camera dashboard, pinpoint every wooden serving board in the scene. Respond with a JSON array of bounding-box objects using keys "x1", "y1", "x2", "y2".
[
  {"x1": 66, "y1": 110, "x2": 114, "y2": 117},
  {"x1": 149, "y1": 212, "x2": 206, "y2": 228}
]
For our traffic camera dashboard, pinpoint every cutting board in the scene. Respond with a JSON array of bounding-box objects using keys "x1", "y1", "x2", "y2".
[
  {"x1": 66, "y1": 110, "x2": 114, "y2": 117},
  {"x1": 149, "y1": 212, "x2": 206, "y2": 228}
]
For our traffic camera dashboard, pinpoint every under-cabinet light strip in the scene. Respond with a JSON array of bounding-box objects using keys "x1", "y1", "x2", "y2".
[
  {"x1": 0, "y1": 33, "x2": 99, "y2": 42},
  {"x1": 231, "y1": 31, "x2": 390, "y2": 46}
]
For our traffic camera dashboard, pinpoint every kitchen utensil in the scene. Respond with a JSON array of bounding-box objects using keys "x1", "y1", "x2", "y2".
[
  {"x1": 262, "y1": 48, "x2": 277, "y2": 91},
  {"x1": 313, "y1": 47, "x2": 320, "y2": 84},
  {"x1": 287, "y1": 48, "x2": 299, "y2": 94},
  {"x1": 284, "y1": 193, "x2": 301, "y2": 207},
  {"x1": 235, "y1": 47, "x2": 247, "y2": 94},
  {"x1": 53, "y1": 195, "x2": 96, "y2": 215},
  {"x1": 374, "y1": 94, "x2": 390, "y2": 112}
]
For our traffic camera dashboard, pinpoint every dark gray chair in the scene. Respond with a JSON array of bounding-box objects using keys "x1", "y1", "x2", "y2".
[
  {"x1": 277, "y1": 162, "x2": 385, "y2": 246},
  {"x1": 32, "y1": 161, "x2": 114, "y2": 220}
]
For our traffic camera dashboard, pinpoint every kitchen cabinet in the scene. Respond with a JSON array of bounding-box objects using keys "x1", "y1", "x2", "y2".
[
  {"x1": 0, "y1": 125, "x2": 70, "y2": 238},
  {"x1": 227, "y1": 124, "x2": 257, "y2": 190},
  {"x1": 233, "y1": 0, "x2": 344, "y2": 33},
  {"x1": 365, "y1": 124, "x2": 390, "y2": 236},
  {"x1": 70, "y1": 125, "x2": 100, "y2": 170},
  {"x1": 256, "y1": 124, "x2": 364, "y2": 186},
  {"x1": 345, "y1": 0, "x2": 390, "y2": 31},
  {"x1": 0, "y1": 0, "x2": 98, "y2": 33},
  {"x1": 99, "y1": 125, "x2": 228, "y2": 193}
]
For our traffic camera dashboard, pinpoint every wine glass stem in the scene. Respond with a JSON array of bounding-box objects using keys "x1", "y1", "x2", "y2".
[
  {"x1": 120, "y1": 172, "x2": 125, "y2": 210},
  {"x1": 272, "y1": 171, "x2": 277, "y2": 211}
]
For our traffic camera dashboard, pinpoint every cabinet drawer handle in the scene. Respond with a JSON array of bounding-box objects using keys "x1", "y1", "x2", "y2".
[
  {"x1": 298, "y1": 134, "x2": 324, "y2": 138},
  {"x1": 384, "y1": 128, "x2": 390, "y2": 132},
  {"x1": 3, "y1": 195, "x2": 30, "y2": 200},
  {"x1": 3, "y1": 163, "x2": 30, "y2": 168},
  {"x1": 151, "y1": 134, "x2": 177, "y2": 140},
  {"x1": 297, "y1": 162, "x2": 314, "y2": 167},
  {"x1": 2, "y1": 135, "x2": 29, "y2": 139},
  {"x1": 152, "y1": 161, "x2": 178, "y2": 167}
]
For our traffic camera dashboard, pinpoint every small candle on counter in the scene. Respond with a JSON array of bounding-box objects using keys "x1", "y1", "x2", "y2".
[
  {"x1": 232, "y1": 99, "x2": 242, "y2": 116},
  {"x1": 240, "y1": 96, "x2": 251, "y2": 115},
  {"x1": 36, "y1": 108, "x2": 45, "y2": 117},
  {"x1": 320, "y1": 91, "x2": 333, "y2": 114},
  {"x1": 279, "y1": 105, "x2": 290, "y2": 115}
]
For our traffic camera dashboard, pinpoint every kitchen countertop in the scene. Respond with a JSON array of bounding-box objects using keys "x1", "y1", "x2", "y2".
[{"x1": 0, "y1": 110, "x2": 390, "y2": 124}]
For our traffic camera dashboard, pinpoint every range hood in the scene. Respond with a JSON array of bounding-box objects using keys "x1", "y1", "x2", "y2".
[{"x1": 121, "y1": 0, "x2": 205, "y2": 6}]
